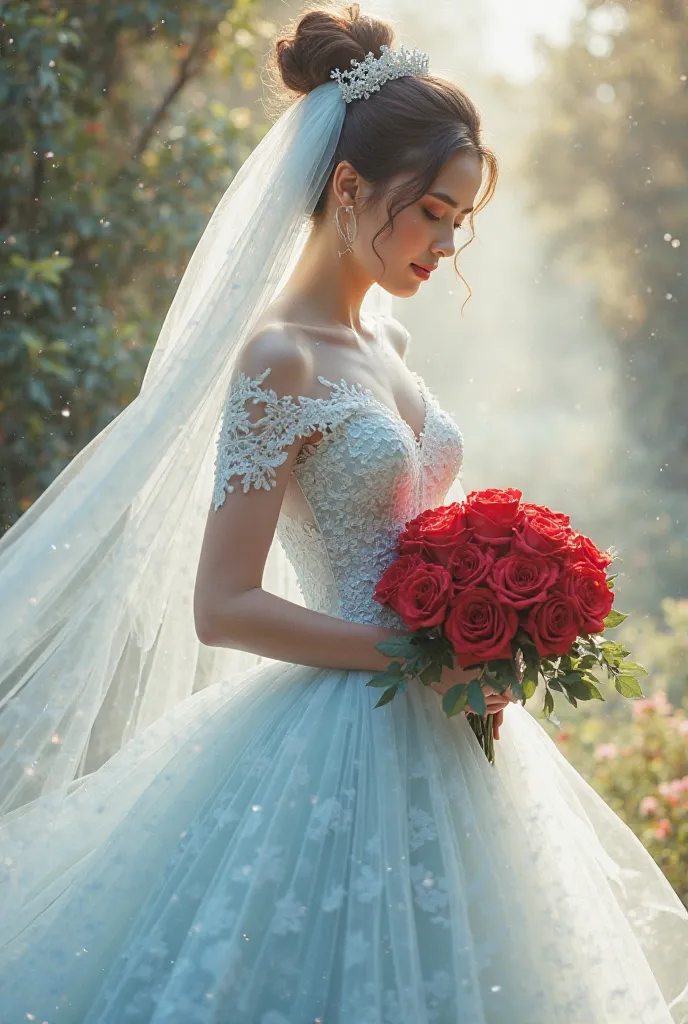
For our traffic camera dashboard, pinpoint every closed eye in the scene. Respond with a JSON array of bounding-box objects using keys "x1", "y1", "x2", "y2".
[{"x1": 423, "y1": 208, "x2": 463, "y2": 231}]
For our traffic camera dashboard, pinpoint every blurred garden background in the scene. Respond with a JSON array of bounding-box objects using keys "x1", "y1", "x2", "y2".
[{"x1": 1, "y1": 0, "x2": 686, "y2": 902}]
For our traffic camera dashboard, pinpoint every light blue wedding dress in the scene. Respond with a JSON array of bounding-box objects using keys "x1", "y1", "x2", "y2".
[{"x1": 1, "y1": 362, "x2": 687, "y2": 1023}]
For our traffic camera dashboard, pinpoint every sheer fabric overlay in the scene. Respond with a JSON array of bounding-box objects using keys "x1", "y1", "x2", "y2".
[
  {"x1": 1, "y1": 341, "x2": 687, "y2": 1021},
  {"x1": 0, "y1": 82, "x2": 359, "y2": 813},
  {"x1": 2, "y1": 663, "x2": 687, "y2": 1023}
]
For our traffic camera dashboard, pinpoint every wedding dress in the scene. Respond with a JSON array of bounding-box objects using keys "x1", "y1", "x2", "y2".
[{"x1": 1, "y1": 344, "x2": 687, "y2": 1024}]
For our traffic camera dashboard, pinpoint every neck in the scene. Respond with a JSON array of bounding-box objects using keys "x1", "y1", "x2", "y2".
[{"x1": 276, "y1": 219, "x2": 377, "y2": 334}]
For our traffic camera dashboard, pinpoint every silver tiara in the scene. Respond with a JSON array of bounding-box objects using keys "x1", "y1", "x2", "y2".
[{"x1": 330, "y1": 43, "x2": 430, "y2": 103}]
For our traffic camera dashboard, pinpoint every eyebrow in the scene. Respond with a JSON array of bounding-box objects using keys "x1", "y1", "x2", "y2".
[{"x1": 428, "y1": 191, "x2": 474, "y2": 214}]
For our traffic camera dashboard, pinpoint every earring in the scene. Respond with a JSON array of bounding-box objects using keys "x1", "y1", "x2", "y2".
[{"x1": 335, "y1": 203, "x2": 358, "y2": 258}]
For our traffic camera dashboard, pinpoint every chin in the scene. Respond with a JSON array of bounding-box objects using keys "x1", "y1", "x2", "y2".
[{"x1": 375, "y1": 277, "x2": 419, "y2": 298}]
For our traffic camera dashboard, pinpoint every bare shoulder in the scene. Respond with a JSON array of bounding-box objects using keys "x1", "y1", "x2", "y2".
[
  {"x1": 233, "y1": 322, "x2": 315, "y2": 397},
  {"x1": 379, "y1": 314, "x2": 411, "y2": 361}
]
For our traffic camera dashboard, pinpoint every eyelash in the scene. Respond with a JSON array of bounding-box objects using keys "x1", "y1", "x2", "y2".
[{"x1": 423, "y1": 208, "x2": 462, "y2": 231}]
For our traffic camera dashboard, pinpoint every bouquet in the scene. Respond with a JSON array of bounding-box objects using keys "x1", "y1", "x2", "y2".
[{"x1": 367, "y1": 488, "x2": 647, "y2": 763}]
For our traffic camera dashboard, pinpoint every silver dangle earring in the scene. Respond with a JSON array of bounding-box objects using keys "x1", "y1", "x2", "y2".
[{"x1": 335, "y1": 203, "x2": 358, "y2": 258}]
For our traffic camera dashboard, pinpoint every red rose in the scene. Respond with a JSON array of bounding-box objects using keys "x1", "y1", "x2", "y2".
[
  {"x1": 520, "y1": 501, "x2": 572, "y2": 529},
  {"x1": 373, "y1": 553, "x2": 425, "y2": 606},
  {"x1": 559, "y1": 562, "x2": 614, "y2": 634},
  {"x1": 512, "y1": 505, "x2": 573, "y2": 561},
  {"x1": 490, "y1": 550, "x2": 560, "y2": 610},
  {"x1": 525, "y1": 589, "x2": 581, "y2": 657},
  {"x1": 398, "y1": 502, "x2": 470, "y2": 567},
  {"x1": 391, "y1": 562, "x2": 454, "y2": 630},
  {"x1": 447, "y1": 538, "x2": 497, "y2": 591},
  {"x1": 463, "y1": 488, "x2": 524, "y2": 546},
  {"x1": 568, "y1": 531, "x2": 614, "y2": 571},
  {"x1": 444, "y1": 586, "x2": 519, "y2": 668}
]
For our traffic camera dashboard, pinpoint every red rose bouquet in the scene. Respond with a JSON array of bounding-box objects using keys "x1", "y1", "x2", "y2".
[{"x1": 367, "y1": 487, "x2": 647, "y2": 763}]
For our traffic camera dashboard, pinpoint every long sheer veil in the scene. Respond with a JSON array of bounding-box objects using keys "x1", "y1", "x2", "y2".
[{"x1": 0, "y1": 81, "x2": 391, "y2": 816}]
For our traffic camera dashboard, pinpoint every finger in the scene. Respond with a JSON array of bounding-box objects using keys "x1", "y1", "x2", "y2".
[{"x1": 485, "y1": 698, "x2": 509, "y2": 713}]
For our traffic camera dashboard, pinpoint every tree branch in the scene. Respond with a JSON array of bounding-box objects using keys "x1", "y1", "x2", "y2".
[{"x1": 130, "y1": 21, "x2": 217, "y2": 163}]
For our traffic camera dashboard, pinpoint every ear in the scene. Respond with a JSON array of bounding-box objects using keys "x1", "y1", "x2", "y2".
[{"x1": 331, "y1": 159, "x2": 363, "y2": 207}]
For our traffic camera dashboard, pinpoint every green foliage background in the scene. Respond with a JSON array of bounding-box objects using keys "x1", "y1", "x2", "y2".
[
  {"x1": 0, "y1": 0, "x2": 271, "y2": 530},
  {"x1": 521, "y1": 0, "x2": 688, "y2": 906},
  {"x1": 522, "y1": 0, "x2": 688, "y2": 594}
]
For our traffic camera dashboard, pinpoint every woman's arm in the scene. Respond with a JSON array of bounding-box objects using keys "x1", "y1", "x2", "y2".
[
  {"x1": 194, "y1": 582, "x2": 408, "y2": 673},
  {"x1": 193, "y1": 327, "x2": 407, "y2": 672}
]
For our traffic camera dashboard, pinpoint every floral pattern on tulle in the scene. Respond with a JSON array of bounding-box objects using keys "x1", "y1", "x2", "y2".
[{"x1": 3, "y1": 335, "x2": 685, "y2": 1024}]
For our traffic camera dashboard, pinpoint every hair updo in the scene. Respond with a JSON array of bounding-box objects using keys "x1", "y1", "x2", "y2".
[{"x1": 266, "y1": 2, "x2": 499, "y2": 305}]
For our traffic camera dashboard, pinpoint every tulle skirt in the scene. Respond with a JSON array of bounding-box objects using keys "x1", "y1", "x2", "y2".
[{"x1": 1, "y1": 658, "x2": 687, "y2": 1023}]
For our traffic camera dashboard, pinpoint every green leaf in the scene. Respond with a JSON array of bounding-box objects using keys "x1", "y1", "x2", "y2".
[
  {"x1": 467, "y1": 678, "x2": 486, "y2": 716},
  {"x1": 600, "y1": 641, "x2": 631, "y2": 666},
  {"x1": 522, "y1": 677, "x2": 538, "y2": 699},
  {"x1": 375, "y1": 637, "x2": 417, "y2": 658},
  {"x1": 615, "y1": 674, "x2": 644, "y2": 699},
  {"x1": 374, "y1": 684, "x2": 400, "y2": 707},
  {"x1": 603, "y1": 609, "x2": 628, "y2": 629},
  {"x1": 562, "y1": 677, "x2": 604, "y2": 701},
  {"x1": 509, "y1": 680, "x2": 525, "y2": 701},
  {"x1": 575, "y1": 654, "x2": 599, "y2": 670},
  {"x1": 540, "y1": 687, "x2": 555, "y2": 719},
  {"x1": 366, "y1": 662, "x2": 404, "y2": 688},
  {"x1": 442, "y1": 683, "x2": 468, "y2": 717},
  {"x1": 418, "y1": 661, "x2": 443, "y2": 685},
  {"x1": 437, "y1": 648, "x2": 456, "y2": 669},
  {"x1": 560, "y1": 671, "x2": 583, "y2": 684},
  {"x1": 618, "y1": 661, "x2": 648, "y2": 676}
]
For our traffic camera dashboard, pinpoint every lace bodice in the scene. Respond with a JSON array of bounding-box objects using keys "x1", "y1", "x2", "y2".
[{"x1": 213, "y1": 363, "x2": 465, "y2": 628}]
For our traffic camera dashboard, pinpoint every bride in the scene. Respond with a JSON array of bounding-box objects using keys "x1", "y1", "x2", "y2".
[{"x1": 0, "y1": 3, "x2": 686, "y2": 1021}]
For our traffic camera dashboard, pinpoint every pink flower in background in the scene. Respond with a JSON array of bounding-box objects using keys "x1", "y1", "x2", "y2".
[
  {"x1": 639, "y1": 795, "x2": 659, "y2": 817},
  {"x1": 632, "y1": 691, "x2": 674, "y2": 719},
  {"x1": 632, "y1": 698, "x2": 655, "y2": 719},
  {"x1": 658, "y1": 777, "x2": 688, "y2": 807},
  {"x1": 594, "y1": 742, "x2": 618, "y2": 761},
  {"x1": 651, "y1": 691, "x2": 674, "y2": 715},
  {"x1": 653, "y1": 818, "x2": 672, "y2": 840}
]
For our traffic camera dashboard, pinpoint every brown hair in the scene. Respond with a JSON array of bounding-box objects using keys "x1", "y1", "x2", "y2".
[{"x1": 266, "y1": 1, "x2": 499, "y2": 311}]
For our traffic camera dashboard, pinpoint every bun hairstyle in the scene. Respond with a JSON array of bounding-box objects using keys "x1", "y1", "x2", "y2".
[
  {"x1": 272, "y1": 2, "x2": 394, "y2": 98},
  {"x1": 266, "y1": 2, "x2": 499, "y2": 308}
]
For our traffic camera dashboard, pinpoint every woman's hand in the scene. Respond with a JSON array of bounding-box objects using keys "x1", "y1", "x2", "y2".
[{"x1": 430, "y1": 661, "x2": 517, "y2": 737}]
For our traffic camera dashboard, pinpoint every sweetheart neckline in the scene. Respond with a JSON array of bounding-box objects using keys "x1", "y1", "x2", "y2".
[{"x1": 315, "y1": 370, "x2": 429, "y2": 450}]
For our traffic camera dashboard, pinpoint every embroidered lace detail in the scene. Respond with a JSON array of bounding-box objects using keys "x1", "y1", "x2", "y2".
[
  {"x1": 212, "y1": 367, "x2": 371, "y2": 508},
  {"x1": 213, "y1": 364, "x2": 465, "y2": 627}
]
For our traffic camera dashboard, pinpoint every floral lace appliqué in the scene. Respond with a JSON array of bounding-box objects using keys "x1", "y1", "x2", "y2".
[{"x1": 212, "y1": 364, "x2": 466, "y2": 629}]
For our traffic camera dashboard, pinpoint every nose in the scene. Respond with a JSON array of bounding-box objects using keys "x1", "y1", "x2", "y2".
[{"x1": 431, "y1": 229, "x2": 456, "y2": 260}]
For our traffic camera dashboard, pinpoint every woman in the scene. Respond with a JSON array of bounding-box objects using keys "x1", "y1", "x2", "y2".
[{"x1": 0, "y1": 3, "x2": 686, "y2": 1021}]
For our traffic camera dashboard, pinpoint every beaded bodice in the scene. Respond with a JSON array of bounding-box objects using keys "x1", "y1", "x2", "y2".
[{"x1": 213, "y1": 364, "x2": 465, "y2": 628}]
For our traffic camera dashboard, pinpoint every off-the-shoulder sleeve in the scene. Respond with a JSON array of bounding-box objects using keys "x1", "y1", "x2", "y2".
[{"x1": 211, "y1": 367, "x2": 367, "y2": 510}]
